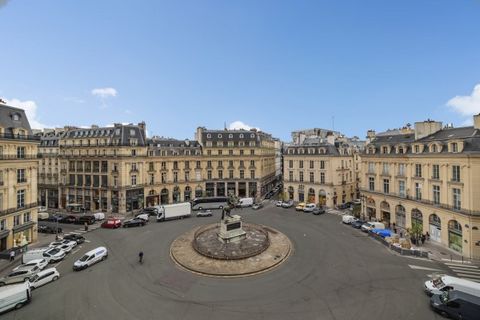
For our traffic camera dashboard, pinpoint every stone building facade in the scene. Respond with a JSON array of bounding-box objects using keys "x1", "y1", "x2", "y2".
[
  {"x1": 283, "y1": 132, "x2": 362, "y2": 207},
  {"x1": 0, "y1": 101, "x2": 39, "y2": 251},
  {"x1": 361, "y1": 117, "x2": 480, "y2": 259}
]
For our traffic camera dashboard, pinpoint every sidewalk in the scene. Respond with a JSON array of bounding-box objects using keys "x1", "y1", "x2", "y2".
[{"x1": 421, "y1": 240, "x2": 478, "y2": 264}]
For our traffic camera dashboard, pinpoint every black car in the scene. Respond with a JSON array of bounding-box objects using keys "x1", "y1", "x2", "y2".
[
  {"x1": 75, "y1": 215, "x2": 96, "y2": 225},
  {"x1": 123, "y1": 218, "x2": 146, "y2": 228},
  {"x1": 60, "y1": 215, "x2": 78, "y2": 224},
  {"x1": 312, "y1": 207, "x2": 325, "y2": 215},
  {"x1": 38, "y1": 225, "x2": 63, "y2": 234},
  {"x1": 63, "y1": 234, "x2": 85, "y2": 244},
  {"x1": 351, "y1": 220, "x2": 366, "y2": 229}
]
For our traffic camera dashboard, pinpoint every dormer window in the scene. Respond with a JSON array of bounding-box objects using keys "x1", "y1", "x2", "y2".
[
  {"x1": 431, "y1": 144, "x2": 437, "y2": 153},
  {"x1": 382, "y1": 146, "x2": 389, "y2": 154},
  {"x1": 239, "y1": 134, "x2": 244, "y2": 138},
  {"x1": 250, "y1": 133, "x2": 255, "y2": 138},
  {"x1": 207, "y1": 134, "x2": 211, "y2": 138},
  {"x1": 12, "y1": 113, "x2": 20, "y2": 121},
  {"x1": 218, "y1": 134, "x2": 222, "y2": 138},
  {"x1": 229, "y1": 134, "x2": 233, "y2": 138},
  {"x1": 398, "y1": 147, "x2": 404, "y2": 154},
  {"x1": 414, "y1": 145, "x2": 419, "y2": 153},
  {"x1": 451, "y1": 142, "x2": 458, "y2": 153}
]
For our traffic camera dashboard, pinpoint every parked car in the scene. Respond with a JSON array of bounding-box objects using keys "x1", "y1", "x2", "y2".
[
  {"x1": 265, "y1": 192, "x2": 273, "y2": 199},
  {"x1": 48, "y1": 214, "x2": 64, "y2": 222},
  {"x1": 0, "y1": 266, "x2": 41, "y2": 286},
  {"x1": 123, "y1": 218, "x2": 146, "y2": 228},
  {"x1": 134, "y1": 213, "x2": 149, "y2": 222},
  {"x1": 252, "y1": 203, "x2": 264, "y2": 210},
  {"x1": 295, "y1": 202, "x2": 306, "y2": 211},
  {"x1": 62, "y1": 234, "x2": 85, "y2": 244},
  {"x1": 430, "y1": 290, "x2": 480, "y2": 319},
  {"x1": 303, "y1": 203, "x2": 317, "y2": 213},
  {"x1": 14, "y1": 259, "x2": 49, "y2": 272},
  {"x1": 59, "y1": 215, "x2": 78, "y2": 224},
  {"x1": 42, "y1": 247, "x2": 66, "y2": 263},
  {"x1": 76, "y1": 215, "x2": 96, "y2": 225},
  {"x1": 142, "y1": 206, "x2": 160, "y2": 216},
  {"x1": 28, "y1": 268, "x2": 60, "y2": 290},
  {"x1": 361, "y1": 222, "x2": 385, "y2": 232},
  {"x1": 93, "y1": 212, "x2": 106, "y2": 221},
  {"x1": 73, "y1": 247, "x2": 108, "y2": 271},
  {"x1": 276, "y1": 201, "x2": 283, "y2": 207},
  {"x1": 338, "y1": 202, "x2": 353, "y2": 210},
  {"x1": 312, "y1": 207, "x2": 325, "y2": 215},
  {"x1": 282, "y1": 200, "x2": 294, "y2": 208},
  {"x1": 38, "y1": 225, "x2": 62, "y2": 234},
  {"x1": 0, "y1": 282, "x2": 31, "y2": 313},
  {"x1": 37, "y1": 212, "x2": 49, "y2": 221},
  {"x1": 101, "y1": 218, "x2": 122, "y2": 229},
  {"x1": 196, "y1": 210, "x2": 213, "y2": 217},
  {"x1": 351, "y1": 220, "x2": 366, "y2": 229}
]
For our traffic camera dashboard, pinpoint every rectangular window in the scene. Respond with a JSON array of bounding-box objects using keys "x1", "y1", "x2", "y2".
[
  {"x1": 289, "y1": 171, "x2": 293, "y2": 181},
  {"x1": 229, "y1": 170, "x2": 234, "y2": 179},
  {"x1": 432, "y1": 164, "x2": 440, "y2": 180},
  {"x1": 415, "y1": 183, "x2": 422, "y2": 200},
  {"x1": 23, "y1": 212, "x2": 31, "y2": 223},
  {"x1": 184, "y1": 161, "x2": 190, "y2": 170},
  {"x1": 16, "y1": 147, "x2": 25, "y2": 159},
  {"x1": 76, "y1": 175, "x2": 83, "y2": 186},
  {"x1": 218, "y1": 170, "x2": 223, "y2": 179},
  {"x1": 17, "y1": 189, "x2": 25, "y2": 208},
  {"x1": 383, "y1": 179, "x2": 389, "y2": 194},
  {"x1": 207, "y1": 161, "x2": 212, "y2": 168},
  {"x1": 131, "y1": 175, "x2": 137, "y2": 186},
  {"x1": 299, "y1": 171, "x2": 304, "y2": 182},
  {"x1": 415, "y1": 164, "x2": 422, "y2": 178},
  {"x1": 85, "y1": 175, "x2": 91, "y2": 186},
  {"x1": 14, "y1": 215, "x2": 21, "y2": 226},
  {"x1": 229, "y1": 150, "x2": 233, "y2": 156},
  {"x1": 93, "y1": 161, "x2": 100, "y2": 173},
  {"x1": 299, "y1": 160, "x2": 304, "y2": 169},
  {"x1": 101, "y1": 175, "x2": 107, "y2": 187},
  {"x1": 289, "y1": 160, "x2": 293, "y2": 169},
  {"x1": 173, "y1": 161, "x2": 178, "y2": 170},
  {"x1": 250, "y1": 160, "x2": 255, "y2": 167},
  {"x1": 239, "y1": 170, "x2": 244, "y2": 179},
  {"x1": 369, "y1": 177, "x2": 375, "y2": 191},
  {"x1": 320, "y1": 172, "x2": 325, "y2": 184},
  {"x1": 161, "y1": 172, "x2": 166, "y2": 183},
  {"x1": 399, "y1": 181, "x2": 405, "y2": 197},
  {"x1": 320, "y1": 161, "x2": 325, "y2": 170},
  {"x1": 207, "y1": 170, "x2": 212, "y2": 180},
  {"x1": 17, "y1": 169, "x2": 26, "y2": 183},
  {"x1": 250, "y1": 149, "x2": 254, "y2": 155},
  {"x1": 433, "y1": 185, "x2": 440, "y2": 205},
  {"x1": 218, "y1": 150, "x2": 222, "y2": 155},
  {"x1": 382, "y1": 163, "x2": 389, "y2": 175},
  {"x1": 196, "y1": 161, "x2": 201, "y2": 169},
  {"x1": 250, "y1": 170, "x2": 255, "y2": 179},
  {"x1": 0, "y1": 219, "x2": 6, "y2": 231},
  {"x1": 309, "y1": 161, "x2": 314, "y2": 169},
  {"x1": 93, "y1": 175, "x2": 99, "y2": 187},
  {"x1": 218, "y1": 160, "x2": 223, "y2": 168},
  {"x1": 453, "y1": 188, "x2": 461, "y2": 210},
  {"x1": 309, "y1": 172, "x2": 314, "y2": 183},
  {"x1": 452, "y1": 165, "x2": 461, "y2": 182},
  {"x1": 173, "y1": 172, "x2": 178, "y2": 183},
  {"x1": 185, "y1": 171, "x2": 189, "y2": 182},
  {"x1": 368, "y1": 162, "x2": 375, "y2": 174},
  {"x1": 398, "y1": 164, "x2": 405, "y2": 176},
  {"x1": 114, "y1": 176, "x2": 118, "y2": 187}
]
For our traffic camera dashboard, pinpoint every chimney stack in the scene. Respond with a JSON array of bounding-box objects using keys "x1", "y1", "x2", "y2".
[
  {"x1": 414, "y1": 120, "x2": 442, "y2": 140},
  {"x1": 474, "y1": 114, "x2": 480, "y2": 130},
  {"x1": 326, "y1": 131, "x2": 335, "y2": 145}
]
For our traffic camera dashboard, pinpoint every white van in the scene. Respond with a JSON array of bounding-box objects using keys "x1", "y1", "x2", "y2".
[
  {"x1": 0, "y1": 282, "x2": 31, "y2": 313},
  {"x1": 93, "y1": 212, "x2": 105, "y2": 221},
  {"x1": 238, "y1": 198, "x2": 254, "y2": 207},
  {"x1": 23, "y1": 247, "x2": 66, "y2": 264},
  {"x1": 342, "y1": 215, "x2": 356, "y2": 224},
  {"x1": 361, "y1": 222, "x2": 385, "y2": 232},
  {"x1": 303, "y1": 203, "x2": 317, "y2": 213},
  {"x1": 425, "y1": 275, "x2": 480, "y2": 296},
  {"x1": 29, "y1": 268, "x2": 60, "y2": 289},
  {"x1": 73, "y1": 247, "x2": 108, "y2": 271}
]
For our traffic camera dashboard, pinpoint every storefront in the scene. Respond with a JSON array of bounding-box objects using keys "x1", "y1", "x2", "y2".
[
  {"x1": 205, "y1": 183, "x2": 215, "y2": 197},
  {"x1": 248, "y1": 182, "x2": 257, "y2": 198},
  {"x1": 160, "y1": 188, "x2": 169, "y2": 204},
  {"x1": 12, "y1": 221, "x2": 35, "y2": 248},
  {"x1": 173, "y1": 187, "x2": 181, "y2": 203},
  {"x1": 238, "y1": 182, "x2": 246, "y2": 197},
  {"x1": 448, "y1": 220, "x2": 463, "y2": 253},
  {"x1": 395, "y1": 205, "x2": 406, "y2": 230},
  {"x1": 126, "y1": 188, "x2": 144, "y2": 211},
  {"x1": 429, "y1": 214, "x2": 442, "y2": 243},
  {"x1": 216, "y1": 183, "x2": 225, "y2": 197},
  {"x1": 0, "y1": 229, "x2": 9, "y2": 251}
]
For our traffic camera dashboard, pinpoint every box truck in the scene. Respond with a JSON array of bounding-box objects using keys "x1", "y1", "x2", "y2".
[{"x1": 156, "y1": 203, "x2": 191, "y2": 222}]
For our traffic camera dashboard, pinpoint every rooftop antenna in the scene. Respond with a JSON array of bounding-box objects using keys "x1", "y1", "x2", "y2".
[{"x1": 224, "y1": 121, "x2": 227, "y2": 130}]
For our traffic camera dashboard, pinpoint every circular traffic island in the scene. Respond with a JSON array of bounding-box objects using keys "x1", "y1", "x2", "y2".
[{"x1": 170, "y1": 223, "x2": 292, "y2": 278}]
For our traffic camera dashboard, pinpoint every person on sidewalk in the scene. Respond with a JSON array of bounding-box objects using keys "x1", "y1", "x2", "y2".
[
  {"x1": 84, "y1": 222, "x2": 89, "y2": 232},
  {"x1": 426, "y1": 232, "x2": 430, "y2": 241},
  {"x1": 9, "y1": 250, "x2": 15, "y2": 262}
]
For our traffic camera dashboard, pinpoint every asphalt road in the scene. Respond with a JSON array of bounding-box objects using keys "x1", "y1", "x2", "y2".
[{"x1": 3, "y1": 202, "x2": 447, "y2": 320}]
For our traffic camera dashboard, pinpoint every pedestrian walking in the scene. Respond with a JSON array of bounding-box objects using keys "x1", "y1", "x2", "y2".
[
  {"x1": 426, "y1": 231, "x2": 430, "y2": 241},
  {"x1": 84, "y1": 222, "x2": 89, "y2": 232},
  {"x1": 421, "y1": 234, "x2": 426, "y2": 245},
  {"x1": 9, "y1": 250, "x2": 15, "y2": 262}
]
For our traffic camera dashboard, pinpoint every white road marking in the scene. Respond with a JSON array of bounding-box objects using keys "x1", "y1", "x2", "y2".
[
  {"x1": 450, "y1": 269, "x2": 480, "y2": 275},
  {"x1": 444, "y1": 263, "x2": 478, "y2": 269},
  {"x1": 71, "y1": 249, "x2": 80, "y2": 255},
  {"x1": 456, "y1": 273, "x2": 480, "y2": 279},
  {"x1": 408, "y1": 264, "x2": 442, "y2": 271},
  {"x1": 68, "y1": 232, "x2": 82, "y2": 235},
  {"x1": 442, "y1": 259, "x2": 472, "y2": 264},
  {"x1": 84, "y1": 240, "x2": 91, "y2": 243}
]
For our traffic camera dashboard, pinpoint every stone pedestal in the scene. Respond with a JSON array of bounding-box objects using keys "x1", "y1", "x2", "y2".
[{"x1": 218, "y1": 215, "x2": 246, "y2": 243}]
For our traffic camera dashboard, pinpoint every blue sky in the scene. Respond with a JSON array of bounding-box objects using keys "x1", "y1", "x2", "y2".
[{"x1": 1, "y1": 0, "x2": 480, "y2": 141}]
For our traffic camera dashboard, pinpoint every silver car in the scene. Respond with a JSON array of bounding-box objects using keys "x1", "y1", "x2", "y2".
[{"x1": 0, "y1": 265, "x2": 41, "y2": 286}]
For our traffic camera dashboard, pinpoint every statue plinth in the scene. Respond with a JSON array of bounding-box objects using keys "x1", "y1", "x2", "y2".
[{"x1": 218, "y1": 215, "x2": 246, "y2": 243}]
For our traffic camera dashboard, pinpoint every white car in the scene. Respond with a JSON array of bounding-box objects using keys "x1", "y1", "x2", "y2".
[
  {"x1": 50, "y1": 240, "x2": 77, "y2": 249},
  {"x1": 135, "y1": 213, "x2": 149, "y2": 222},
  {"x1": 303, "y1": 203, "x2": 317, "y2": 213},
  {"x1": 29, "y1": 268, "x2": 60, "y2": 289},
  {"x1": 196, "y1": 210, "x2": 213, "y2": 217},
  {"x1": 73, "y1": 247, "x2": 108, "y2": 271},
  {"x1": 43, "y1": 247, "x2": 66, "y2": 263},
  {"x1": 57, "y1": 243, "x2": 74, "y2": 253},
  {"x1": 13, "y1": 259, "x2": 48, "y2": 272},
  {"x1": 0, "y1": 265, "x2": 41, "y2": 286},
  {"x1": 276, "y1": 201, "x2": 283, "y2": 207}
]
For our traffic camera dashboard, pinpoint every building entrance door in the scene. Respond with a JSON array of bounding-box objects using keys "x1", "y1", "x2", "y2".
[{"x1": 429, "y1": 224, "x2": 441, "y2": 243}]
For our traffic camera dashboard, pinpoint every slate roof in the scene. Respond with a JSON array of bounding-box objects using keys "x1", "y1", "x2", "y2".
[
  {"x1": 147, "y1": 137, "x2": 201, "y2": 148},
  {"x1": 0, "y1": 103, "x2": 33, "y2": 136},
  {"x1": 199, "y1": 128, "x2": 272, "y2": 144},
  {"x1": 37, "y1": 130, "x2": 66, "y2": 147},
  {"x1": 63, "y1": 123, "x2": 147, "y2": 146}
]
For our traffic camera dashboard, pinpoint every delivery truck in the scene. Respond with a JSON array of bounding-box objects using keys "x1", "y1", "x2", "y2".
[
  {"x1": 156, "y1": 202, "x2": 191, "y2": 222},
  {"x1": 0, "y1": 282, "x2": 31, "y2": 313}
]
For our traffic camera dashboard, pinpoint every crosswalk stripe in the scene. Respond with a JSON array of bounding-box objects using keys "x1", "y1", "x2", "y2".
[
  {"x1": 442, "y1": 259, "x2": 472, "y2": 264},
  {"x1": 68, "y1": 232, "x2": 81, "y2": 235},
  {"x1": 444, "y1": 262, "x2": 478, "y2": 269},
  {"x1": 456, "y1": 273, "x2": 480, "y2": 279},
  {"x1": 450, "y1": 269, "x2": 480, "y2": 275}
]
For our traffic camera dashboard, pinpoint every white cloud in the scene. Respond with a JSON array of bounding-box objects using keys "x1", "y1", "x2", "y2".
[
  {"x1": 3, "y1": 98, "x2": 50, "y2": 129},
  {"x1": 91, "y1": 87, "x2": 117, "y2": 98},
  {"x1": 447, "y1": 84, "x2": 480, "y2": 116},
  {"x1": 228, "y1": 121, "x2": 260, "y2": 131}
]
